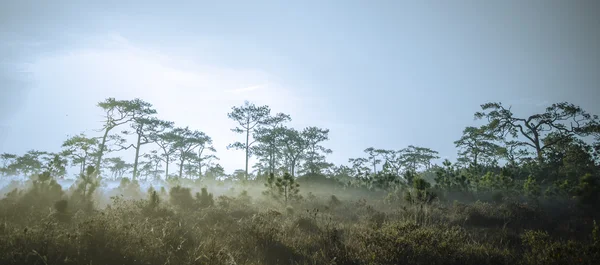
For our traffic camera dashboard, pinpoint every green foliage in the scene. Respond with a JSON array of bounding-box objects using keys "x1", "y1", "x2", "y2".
[
  {"x1": 61, "y1": 133, "x2": 98, "y2": 175},
  {"x1": 168, "y1": 185, "x2": 195, "y2": 210},
  {"x1": 148, "y1": 190, "x2": 160, "y2": 208},
  {"x1": 195, "y1": 187, "x2": 214, "y2": 208},
  {"x1": 70, "y1": 166, "x2": 100, "y2": 211},
  {"x1": 227, "y1": 101, "x2": 274, "y2": 180},
  {"x1": 544, "y1": 179, "x2": 573, "y2": 198},
  {"x1": 454, "y1": 126, "x2": 502, "y2": 168},
  {"x1": 523, "y1": 175, "x2": 541, "y2": 200},
  {"x1": 476, "y1": 171, "x2": 515, "y2": 193},
  {"x1": 404, "y1": 177, "x2": 437, "y2": 204},
  {"x1": 434, "y1": 159, "x2": 471, "y2": 192},
  {"x1": 275, "y1": 172, "x2": 301, "y2": 203},
  {"x1": 521, "y1": 230, "x2": 599, "y2": 265},
  {"x1": 168, "y1": 185, "x2": 215, "y2": 210},
  {"x1": 262, "y1": 172, "x2": 278, "y2": 198},
  {"x1": 575, "y1": 173, "x2": 600, "y2": 206},
  {"x1": 25, "y1": 172, "x2": 64, "y2": 209},
  {"x1": 53, "y1": 199, "x2": 71, "y2": 222},
  {"x1": 263, "y1": 172, "x2": 302, "y2": 203},
  {"x1": 0, "y1": 153, "x2": 18, "y2": 176}
]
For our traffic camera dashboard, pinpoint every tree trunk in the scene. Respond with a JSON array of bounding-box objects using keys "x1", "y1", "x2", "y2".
[
  {"x1": 83, "y1": 155, "x2": 88, "y2": 173},
  {"x1": 197, "y1": 147, "x2": 204, "y2": 177},
  {"x1": 530, "y1": 125, "x2": 544, "y2": 165},
  {"x1": 95, "y1": 127, "x2": 112, "y2": 170},
  {"x1": 132, "y1": 132, "x2": 142, "y2": 180},
  {"x1": 535, "y1": 144, "x2": 543, "y2": 165},
  {"x1": 164, "y1": 156, "x2": 170, "y2": 180},
  {"x1": 179, "y1": 158, "x2": 184, "y2": 178},
  {"x1": 245, "y1": 127, "x2": 250, "y2": 181},
  {"x1": 270, "y1": 153, "x2": 275, "y2": 175},
  {"x1": 291, "y1": 158, "x2": 296, "y2": 177},
  {"x1": 373, "y1": 158, "x2": 377, "y2": 174},
  {"x1": 154, "y1": 162, "x2": 159, "y2": 180},
  {"x1": 269, "y1": 143, "x2": 276, "y2": 175}
]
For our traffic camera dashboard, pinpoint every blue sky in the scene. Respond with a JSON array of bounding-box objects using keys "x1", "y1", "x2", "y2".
[{"x1": 1, "y1": 0, "x2": 599, "y2": 174}]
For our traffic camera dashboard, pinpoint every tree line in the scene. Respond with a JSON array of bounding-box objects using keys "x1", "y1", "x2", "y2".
[{"x1": 1, "y1": 99, "x2": 599, "y2": 194}]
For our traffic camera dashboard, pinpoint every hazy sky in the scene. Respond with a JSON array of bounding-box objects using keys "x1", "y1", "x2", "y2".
[{"x1": 1, "y1": 0, "x2": 599, "y2": 175}]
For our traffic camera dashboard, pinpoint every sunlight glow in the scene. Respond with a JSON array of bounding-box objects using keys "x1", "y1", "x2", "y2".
[{"x1": 24, "y1": 34, "x2": 301, "y2": 172}]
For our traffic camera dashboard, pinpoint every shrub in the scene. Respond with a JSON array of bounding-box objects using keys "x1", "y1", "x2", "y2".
[
  {"x1": 405, "y1": 177, "x2": 437, "y2": 204},
  {"x1": 195, "y1": 187, "x2": 214, "y2": 208},
  {"x1": 523, "y1": 175, "x2": 541, "y2": 200},
  {"x1": 169, "y1": 186, "x2": 195, "y2": 210}
]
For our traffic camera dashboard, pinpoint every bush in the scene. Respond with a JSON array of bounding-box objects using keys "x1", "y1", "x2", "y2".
[{"x1": 169, "y1": 185, "x2": 195, "y2": 210}]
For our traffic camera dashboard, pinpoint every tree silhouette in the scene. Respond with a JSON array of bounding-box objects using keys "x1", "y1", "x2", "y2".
[
  {"x1": 62, "y1": 133, "x2": 99, "y2": 176},
  {"x1": 227, "y1": 101, "x2": 272, "y2": 181},
  {"x1": 95, "y1": 98, "x2": 156, "y2": 171},
  {"x1": 475, "y1": 102, "x2": 598, "y2": 165}
]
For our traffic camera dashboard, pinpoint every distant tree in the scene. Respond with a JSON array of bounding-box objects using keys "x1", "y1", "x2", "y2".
[
  {"x1": 348, "y1": 157, "x2": 371, "y2": 176},
  {"x1": 399, "y1": 145, "x2": 440, "y2": 172},
  {"x1": 153, "y1": 130, "x2": 179, "y2": 179},
  {"x1": 364, "y1": 147, "x2": 383, "y2": 174},
  {"x1": 120, "y1": 117, "x2": 172, "y2": 179},
  {"x1": 172, "y1": 127, "x2": 212, "y2": 178},
  {"x1": 543, "y1": 132, "x2": 597, "y2": 181},
  {"x1": 498, "y1": 140, "x2": 531, "y2": 168},
  {"x1": 195, "y1": 137, "x2": 217, "y2": 177},
  {"x1": 141, "y1": 150, "x2": 164, "y2": 180},
  {"x1": 377, "y1": 149, "x2": 404, "y2": 175},
  {"x1": 183, "y1": 163, "x2": 198, "y2": 179},
  {"x1": 61, "y1": 133, "x2": 99, "y2": 176},
  {"x1": 227, "y1": 101, "x2": 272, "y2": 181},
  {"x1": 279, "y1": 127, "x2": 309, "y2": 177},
  {"x1": 11, "y1": 150, "x2": 49, "y2": 176},
  {"x1": 103, "y1": 157, "x2": 131, "y2": 179},
  {"x1": 301, "y1": 126, "x2": 332, "y2": 175},
  {"x1": 434, "y1": 159, "x2": 470, "y2": 192},
  {"x1": 95, "y1": 98, "x2": 156, "y2": 171},
  {"x1": 330, "y1": 164, "x2": 355, "y2": 179},
  {"x1": 475, "y1": 102, "x2": 598, "y2": 165},
  {"x1": 231, "y1": 169, "x2": 247, "y2": 181},
  {"x1": 454, "y1": 126, "x2": 502, "y2": 168},
  {"x1": 44, "y1": 153, "x2": 68, "y2": 179},
  {"x1": 205, "y1": 164, "x2": 225, "y2": 180},
  {"x1": 0, "y1": 153, "x2": 17, "y2": 176},
  {"x1": 252, "y1": 113, "x2": 291, "y2": 175}
]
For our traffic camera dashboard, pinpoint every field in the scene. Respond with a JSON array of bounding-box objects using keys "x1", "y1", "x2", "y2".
[{"x1": 0, "y1": 173, "x2": 599, "y2": 265}]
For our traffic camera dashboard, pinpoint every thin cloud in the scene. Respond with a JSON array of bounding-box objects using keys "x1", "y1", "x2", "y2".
[{"x1": 226, "y1": 84, "x2": 266, "y2": 94}]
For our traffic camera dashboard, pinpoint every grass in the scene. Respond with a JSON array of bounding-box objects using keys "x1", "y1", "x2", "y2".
[{"x1": 0, "y1": 178, "x2": 599, "y2": 265}]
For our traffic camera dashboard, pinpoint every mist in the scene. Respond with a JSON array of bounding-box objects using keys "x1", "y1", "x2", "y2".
[{"x1": 1, "y1": 1, "x2": 600, "y2": 265}]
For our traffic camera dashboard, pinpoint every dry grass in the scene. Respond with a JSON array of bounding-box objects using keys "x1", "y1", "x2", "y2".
[{"x1": 0, "y1": 178, "x2": 599, "y2": 265}]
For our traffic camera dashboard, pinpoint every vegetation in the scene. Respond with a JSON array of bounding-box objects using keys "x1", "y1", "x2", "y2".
[{"x1": 1, "y1": 98, "x2": 599, "y2": 264}]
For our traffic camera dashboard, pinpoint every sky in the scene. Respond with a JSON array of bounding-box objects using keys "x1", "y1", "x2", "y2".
[{"x1": 1, "y1": 0, "x2": 599, "y2": 175}]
